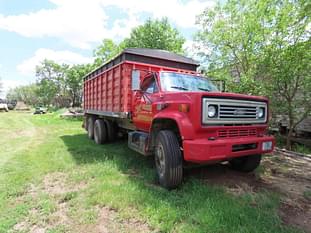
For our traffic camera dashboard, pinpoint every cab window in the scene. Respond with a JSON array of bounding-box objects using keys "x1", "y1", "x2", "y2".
[{"x1": 142, "y1": 76, "x2": 158, "y2": 94}]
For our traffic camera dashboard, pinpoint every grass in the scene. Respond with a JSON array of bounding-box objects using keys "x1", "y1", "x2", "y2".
[
  {"x1": 275, "y1": 134, "x2": 311, "y2": 154},
  {"x1": 303, "y1": 189, "x2": 311, "y2": 200},
  {"x1": 0, "y1": 112, "x2": 302, "y2": 233},
  {"x1": 292, "y1": 144, "x2": 311, "y2": 155}
]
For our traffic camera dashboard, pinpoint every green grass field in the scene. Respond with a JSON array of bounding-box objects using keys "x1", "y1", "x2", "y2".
[{"x1": 0, "y1": 112, "x2": 302, "y2": 233}]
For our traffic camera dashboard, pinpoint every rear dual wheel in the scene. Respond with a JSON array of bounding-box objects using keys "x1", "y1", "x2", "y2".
[
  {"x1": 94, "y1": 119, "x2": 107, "y2": 144},
  {"x1": 104, "y1": 119, "x2": 117, "y2": 142},
  {"x1": 87, "y1": 117, "x2": 95, "y2": 139},
  {"x1": 93, "y1": 118, "x2": 117, "y2": 144}
]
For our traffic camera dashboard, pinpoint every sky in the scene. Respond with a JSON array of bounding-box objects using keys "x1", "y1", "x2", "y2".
[{"x1": 0, "y1": 0, "x2": 215, "y2": 98}]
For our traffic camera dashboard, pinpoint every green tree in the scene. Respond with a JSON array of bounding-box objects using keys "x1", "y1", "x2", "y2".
[
  {"x1": 36, "y1": 59, "x2": 68, "y2": 106},
  {"x1": 196, "y1": 0, "x2": 311, "y2": 149},
  {"x1": 93, "y1": 18, "x2": 186, "y2": 66},
  {"x1": 6, "y1": 84, "x2": 40, "y2": 106},
  {"x1": 93, "y1": 39, "x2": 124, "y2": 66},
  {"x1": 262, "y1": 7, "x2": 311, "y2": 149},
  {"x1": 65, "y1": 64, "x2": 94, "y2": 107},
  {"x1": 196, "y1": 0, "x2": 270, "y2": 95},
  {"x1": 125, "y1": 18, "x2": 185, "y2": 54}
]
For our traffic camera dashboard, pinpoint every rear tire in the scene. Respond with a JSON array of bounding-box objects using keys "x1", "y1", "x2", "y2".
[
  {"x1": 83, "y1": 117, "x2": 88, "y2": 131},
  {"x1": 229, "y1": 154, "x2": 262, "y2": 172},
  {"x1": 104, "y1": 119, "x2": 117, "y2": 142},
  {"x1": 94, "y1": 119, "x2": 107, "y2": 144},
  {"x1": 155, "y1": 130, "x2": 183, "y2": 189},
  {"x1": 87, "y1": 117, "x2": 95, "y2": 139}
]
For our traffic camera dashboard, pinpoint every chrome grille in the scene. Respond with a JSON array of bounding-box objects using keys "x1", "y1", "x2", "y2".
[
  {"x1": 219, "y1": 105, "x2": 257, "y2": 119},
  {"x1": 202, "y1": 98, "x2": 267, "y2": 124},
  {"x1": 218, "y1": 128, "x2": 257, "y2": 138}
]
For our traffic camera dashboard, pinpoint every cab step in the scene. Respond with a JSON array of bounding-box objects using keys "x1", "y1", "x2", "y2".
[{"x1": 128, "y1": 131, "x2": 152, "y2": 156}]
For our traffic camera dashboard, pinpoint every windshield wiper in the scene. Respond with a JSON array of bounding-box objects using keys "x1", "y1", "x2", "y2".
[
  {"x1": 170, "y1": 86, "x2": 188, "y2": 91},
  {"x1": 198, "y1": 87, "x2": 210, "y2": 92}
]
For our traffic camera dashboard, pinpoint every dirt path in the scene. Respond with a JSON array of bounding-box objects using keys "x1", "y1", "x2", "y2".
[
  {"x1": 12, "y1": 172, "x2": 154, "y2": 233},
  {"x1": 186, "y1": 152, "x2": 311, "y2": 233}
]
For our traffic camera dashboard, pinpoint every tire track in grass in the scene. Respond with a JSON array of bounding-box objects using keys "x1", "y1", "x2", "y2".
[
  {"x1": 0, "y1": 113, "x2": 54, "y2": 233},
  {"x1": 0, "y1": 114, "x2": 37, "y2": 169}
]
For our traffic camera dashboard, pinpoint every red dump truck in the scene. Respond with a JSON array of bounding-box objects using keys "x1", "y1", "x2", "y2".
[{"x1": 83, "y1": 48, "x2": 275, "y2": 189}]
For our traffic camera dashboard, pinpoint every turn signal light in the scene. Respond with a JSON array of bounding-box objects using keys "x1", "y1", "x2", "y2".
[{"x1": 178, "y1": 104, "x2": 190, "y2": 113}]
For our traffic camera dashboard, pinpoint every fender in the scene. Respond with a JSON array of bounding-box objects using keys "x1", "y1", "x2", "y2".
[{"x1": 151, "y1": 110, "x2": 195, "y2": 140}]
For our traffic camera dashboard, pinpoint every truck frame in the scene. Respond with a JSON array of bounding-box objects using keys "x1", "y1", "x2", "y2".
[{"x1": 83, "y1": 48, "x2": 275, "y2": 189}]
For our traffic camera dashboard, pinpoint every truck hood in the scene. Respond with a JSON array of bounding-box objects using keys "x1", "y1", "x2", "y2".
[
  {"x1": 162, "y1": 91, "x2": 268, "y2": 103},
  {"x1": 201, "y1": 92, "x2": 268, "y2": 102}
]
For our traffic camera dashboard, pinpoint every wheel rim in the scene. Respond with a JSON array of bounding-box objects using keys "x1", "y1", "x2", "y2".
[{"x1": 155, "y1": 143, "x2": 165, "y2": 177}]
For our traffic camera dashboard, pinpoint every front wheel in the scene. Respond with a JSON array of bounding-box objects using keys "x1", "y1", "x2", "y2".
[
  {"x1": 229, "y1": 154, "x2": 262, "y2": 172},
  {"x1": 155, "y1": 130, "x2": 183, "y2": 189}
]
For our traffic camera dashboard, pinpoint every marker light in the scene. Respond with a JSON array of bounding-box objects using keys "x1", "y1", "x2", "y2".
[{"x1": 179, "y1": 104, "x2": 190, "y2": 113}]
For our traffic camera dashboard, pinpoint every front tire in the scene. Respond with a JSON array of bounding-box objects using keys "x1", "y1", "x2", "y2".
[
  {"x1": 155, "y1": 130, "x2": 183, "y2": 189},
  {"x1": 229, "y1": 154, "x2": 262, "y2": 172}
]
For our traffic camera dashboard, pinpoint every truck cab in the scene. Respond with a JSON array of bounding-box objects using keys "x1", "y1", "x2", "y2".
[
  {"x1": 83, "y1": 48, "x2": 275, "y2": 189},
  {"x1": 128, "y1": 69, "x2": 274, "y2": 188}
]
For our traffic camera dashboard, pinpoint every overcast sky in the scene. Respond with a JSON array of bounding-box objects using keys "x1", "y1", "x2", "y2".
[{"x1": 0, "y1": 0, "x2": 215, "y2": 98}]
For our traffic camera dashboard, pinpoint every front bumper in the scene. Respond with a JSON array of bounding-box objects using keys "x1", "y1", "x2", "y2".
[{"x1": 183, "y1": 136, "x2": 275, "y2": 163}]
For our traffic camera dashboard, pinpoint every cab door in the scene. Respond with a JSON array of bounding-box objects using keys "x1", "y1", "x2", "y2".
[{"x1": 132, "y1": 74, "x2": 159, "y2": 131}]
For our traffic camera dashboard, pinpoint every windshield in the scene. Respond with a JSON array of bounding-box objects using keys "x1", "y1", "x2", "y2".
[{"x1": 160, "y1": 72, "x2": 218, "y2": 92}]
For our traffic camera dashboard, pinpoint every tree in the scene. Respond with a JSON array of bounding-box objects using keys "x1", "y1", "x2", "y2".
[
  {"x1": 36, "y1": 59, "x2": 96, "y2": 108},
  {"x1": 64, "y1": 64, "x2": 94, "y2": 107},
  {"x1": 195, "y1": 0, "x2": 271, "y2": 95},
  {"x1": 6, "y1": 84, "x2": 40, "y2": 106},
  {"x1": 36, "y1": 59, "x2": 68, "y2": 106},
  {"x1": 196, "y1": 0, "x2": 311, "y2": 149},
  {"x1": 261, "y1": 1, "x2": 310, "y2": 150},
  {"x1": 6, "y1": 61, "x2": 94, "y2": 108},
  {"x1": 93, "y1": 18, "x2": 186, "y2": 66},
  {"x1": 124, "y1": 18, "x2": 185, "y2": 54},
  {"x1": 93, "y1": 39, "x2": 124, "y2": 66}
]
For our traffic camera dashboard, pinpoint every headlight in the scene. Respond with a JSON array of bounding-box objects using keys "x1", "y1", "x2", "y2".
[
  {"x1": 258, "y1": 107, "x2": 265, "y2": 118},
  {"x1": 207, "y1": 105, "x2": 217, "y2": 118}
]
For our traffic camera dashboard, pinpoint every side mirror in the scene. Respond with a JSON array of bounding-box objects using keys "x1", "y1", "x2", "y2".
[{"x1": 131, "y1": 70, "x2": 141, "y2": 91}]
